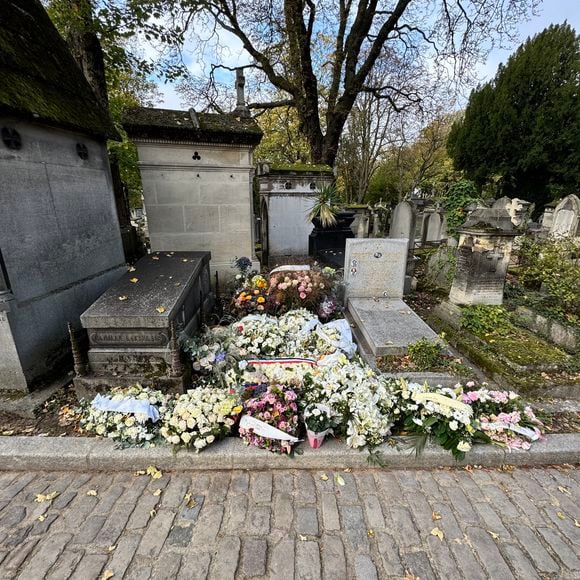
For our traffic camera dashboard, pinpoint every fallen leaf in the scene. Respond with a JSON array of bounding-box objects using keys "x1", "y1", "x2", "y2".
[
  {"x1": 432, "y1": 511, "x2": 442, "y2": 521},
  {"x1": 152, "y1": 256, "x2": 160, "y2": 260},
  {"x1": 35, "y1": 491, "x2": 59, "y2": 503},
  {"x1": 500, "y1": 464, "x2": 514, "y2": 472},
  {"x1": 149, "y1": 509, "x2": 157, "y2": 518},
  {"x1": 403, "y1": 573, "x2": 419, "y2": 580},
  {"x1": 2, "y1": 430, "x2": 14, "y2": 436},
  {"x1": 557, "y1": 512, "x2": 566, "y2": 520},
  {"x1": 156, "y1": 306, "x2": 166, "y2": 314},
  {"x1": 134, "y1": 470, "x2": 146, "y2": 476},
  {"x1": 37, "y1": 515, "x2": 46, "y2": 522},
  {"x1": 129, "y1": 277, "x2": 139, "y2": 283},
  {"x1": 335, "y1": 474, "x2": 345, "y2": 486},
  {"x1": 320, "y1": 473, "x2": 329, "y2": 481},
  {"x1": 184, "y1": 491, "x2": 192, "y2": 503},
  {"x1": 430, "y1": 527, "x2": 444, "y2": 540},
  {"x1": 152, "y1": 489, "x2": 162, "y2": 497},
  {"x1": 298, "y1": 534, "x2": 307, "y2": 541},
  {"x1": 574, "y1": 519, "x2": 580, "y2": 528},
  {"x1": 344, "y1": 468, "x2": 352, "y2": 473},
  {"x1": 488, "y1": 530, "x2": 499, "y2": 540},
  {"x1": 118, "y1": 295, "x2": 128, "y2": 301},
  {"x1": 182, "y1": 258, "x2": 189, "y2": 262},
  {"x1": 108, "y1": 545, "x2": 116, "y2": 552},
  {"x1": 557, "y1": 486, "x2": 571, "y2": 495},
  {"x1": 86, "y1": 489, "x2": 98, "y2": 497},
  {"x1": 186, "y1": 497, "x2": 198, "y2": 509},
  {"x1": 128, "y1": 266, "x2": 136, "y2": 272},
  {"x1": 100, "y1": 571, "x2": 114, "y2": 580},
  {"x1": 146, "y1": 465, "x2": 163, "y2": 480},
  {"x1": 367, "y1": 529, "x2": 375, "y2": 538}
]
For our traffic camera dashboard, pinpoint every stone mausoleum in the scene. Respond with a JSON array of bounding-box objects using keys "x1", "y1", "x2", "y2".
[
  {"x1": 0, "y1": 0, "x2": 126, "y2": 392},
  {"x1": 124, "y1": 107, "x2": 263, "y2": 283},
  {"x1": 257, "y1": 163, "x2": 333, "y2": 262}
]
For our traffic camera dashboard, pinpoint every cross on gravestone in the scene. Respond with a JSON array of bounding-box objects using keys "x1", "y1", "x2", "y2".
[{"x1": 485, "y1": 247, "x2": 505, "y2": 273}]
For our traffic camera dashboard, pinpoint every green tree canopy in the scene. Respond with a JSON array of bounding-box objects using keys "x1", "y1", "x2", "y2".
[{"x1": 448, "y1": 23, "x2": 580, "y2": 208}]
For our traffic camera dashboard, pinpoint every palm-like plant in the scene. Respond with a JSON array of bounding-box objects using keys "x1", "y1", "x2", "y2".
[{"x1": 307, "y1": 184, "x2": 343, "y2": 228}]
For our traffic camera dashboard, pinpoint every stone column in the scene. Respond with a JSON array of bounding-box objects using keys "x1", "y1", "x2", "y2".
[{"x1": 449, "y1": 208, "x2": 517, "y2": 305}]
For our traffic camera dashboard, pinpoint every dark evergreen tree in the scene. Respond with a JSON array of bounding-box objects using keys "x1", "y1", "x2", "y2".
[{"x1": 448, "y1": 23, "x2": 580, "y2": 208}]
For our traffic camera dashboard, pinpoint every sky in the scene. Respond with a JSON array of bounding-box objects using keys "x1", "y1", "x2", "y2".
[{"x1": 154, "y1": 0, "x2": 580, "y2": 110}]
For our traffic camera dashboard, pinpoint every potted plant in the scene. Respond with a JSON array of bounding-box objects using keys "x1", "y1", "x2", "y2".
[
  {"x1": 307, "y1": 184, "x2": 352, "y2": 228},
  {"x1": 303, "y1": 403, "x2": 332, "y2": 448}
]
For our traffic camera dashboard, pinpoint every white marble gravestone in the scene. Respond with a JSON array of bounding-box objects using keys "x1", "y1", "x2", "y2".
[
  {"x1": 551, "y1": 195, "x2": 580, "y2": 237},
  {"x1": 343, "y1": 239, "x2": 408, "y2": 300},
  {"x1": 389, "y1": 200, "x2": 416, "y2": 240}
]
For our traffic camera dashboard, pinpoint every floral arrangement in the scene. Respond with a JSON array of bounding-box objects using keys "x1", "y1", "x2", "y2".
[
  {"x1": 79, "y1": 384, "x2": 167, "y2": 446},
  {"x1": 239, "y1": 384, "x2": 300, "y2": 454},
  {"x1": 303, "y1": 403, "x2": 332, "y2": 433},
  {"x1": 160, "y1": 387, "x2": 242, "y2": 450}
]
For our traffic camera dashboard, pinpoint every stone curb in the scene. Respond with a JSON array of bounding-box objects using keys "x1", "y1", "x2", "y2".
[{"x1": 0, "y1": 433, "x2": 578, "y2": 472}]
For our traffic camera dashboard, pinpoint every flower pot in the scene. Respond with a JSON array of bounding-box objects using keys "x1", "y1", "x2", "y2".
[{"x1": 307, "y1": 429, "x2": 327, "y2": 449}]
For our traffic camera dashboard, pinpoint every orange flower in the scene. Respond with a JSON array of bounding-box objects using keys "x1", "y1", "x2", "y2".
[{"x1": 257, "y1": 296, "x2": 265, "y2": 304}]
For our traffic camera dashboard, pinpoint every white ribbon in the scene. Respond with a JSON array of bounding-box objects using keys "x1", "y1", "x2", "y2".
[{"x1": 239, "y1": 415, "x2": 301, "y2": 442}]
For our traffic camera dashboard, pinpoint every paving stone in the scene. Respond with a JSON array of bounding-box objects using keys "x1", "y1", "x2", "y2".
[
  {"x1": 51, "y1": 491, "x2": 77, "y2": 510},
  {"x1": 472, "y1": 502, "x2": 509, "y2": 537},
  {"x1": 403, "y1": 551, "x2": 438, "y2": 579},
  {"x1": 274, "y1": 472, "x2": 294, "y2": 494},
  {"x1": 2, "y1": 538, "x2": 39, "y2": 571},
  {"x1": 251, "y1": 472, "x2": 273, "y2": 503},
  {"x1": 395, "y1": 470, "x2": 422, "y2": 492},
  {"x1": 341, "y1": 506, "x2": 370, "y2": 551},
  {"x1": 69, "y1": 553, "x2": 108, "y2": 580},
  {"x1": 180, "y1": 495, "x2": 204, "y2": 522},
  {"x1": 207, "y1": 472, "x2": 230, "y2": 503},
  {"x1": 125, "y1": 565, "x2": 152, "y2": 580},
  {"x1": 296, "y1": 471, "x2": 317, "y2": 503},
  {"x1": 295, "y1": 540, "x2": 321, "y2": 580},
  {"x1": 296, "y1": 506, "x2": 319, "y2": 536},
  {"x1": 0, "y1": 505, "x2": 26, "y2": 528},
  {"x1": 137, "y1": 511, "x2": 175, "y2": 558},
  {"x1": 355, "y1": 554, "x2": 378, "y2": 580},
  {"x1": 230, "y1": 472, "x2": 250, "y2": 494},
  {"x1": 160, "y1": 475, "x2": 190, "y2": 508},
  {"x1": 406, "y1": 493, "x2": 435, "y2": 533},
  {"x1": 467, "y1": 526, "x2": 515, "y2": 579},
  {"x1": 362, "y1": 494, "x2": 384, "y2": 530},
  {"x1": 501, "y1": 544, "x2": 541, "y2": 580},
  {"x1": 511, "y1": 469, "x2": 552, "y2": 503},
  {"x1": 117, "y1": 475, "x2": 150, "y2": 506},
  {"x1": 126, "y1": 492, "x2": 160, "y2": 529},
  {"x1": 376, "y1": 532, "x2": 404, "y2": 577},
  {"x1": 166, "y1": 523, "x2": 194, "y2": 547},
  {"x1": 95, "y1": 504, "x2": 134, "y2": 546},
  {"x1": 353, "y1": 472, "x2": 377, "y2": 495},
  {"x1": 209, "y1": 536, "x2": 240, "y2": 580},
  {"x1": 320, "y1": 535, "x2": 346, "y2": 580},
  {"x1": 321, "y1": 493, "x2": 340, "y2": 531},
  {"x1": 270, "y1": 539, "x2": 295, "y2": 580},
  {"x1": 447, "y1": 486, "x2": 481, "y2": 524},
  {"x1": 17, "y1": 532, "x2": 71, "y2": 579},
  {"x1": 537, "y1": 527, "x2": 580, "y2": 570},
  {"x1": 178, "y1": 553, "x2": 211, "y2": 580},
  {"x1": 246, "y1": 505, "x2": 270, "y2": 535},
  {"x1": 335, "y1": 472, "x2": 358, "y2": 503},
  {"x1": 272, "y1": 492, "x2": 293, "y2": 531},
  {"x1": 426, "y1": 535, "x2": 462, "y2": 580},
  {"x1": 387, "y1": 506, "x2": 420, "y2": 548},
  {"x1": 478, "y1": 484, "x2": 520, "y2": 519},
  {"x1": 93, "y1": 483, "x2": 125, "y2": 514},
  {"x1": 45, "y1": 550, "x2": 83, "y2": 580},
  {"x1": 0, "y1": 473, "x2": 36, "y2": 500},
  {"x1": 72, "y1": 515, "x2": 106, "y2": 544},
  {"x1": 508, "y1": 489, "x2": 550, "y2": 526},
  {"x1": 542, "y1": 505, "x2": 580, "y2": 545},
  {"x1": 241, "y1": 538, "x2": 268, "y2": 577},
  {"x1": 415, "y1": 470, "x2": 445, "y2": 501},
  {"x1": 106, "y1": 533, "x2": 142, "y2": 578},
  {"x1": 151, "y1": 552, "x2": 182, "y2": 579},
  {"x1": 224, "y1": 494, "x2": 248, "y2": 533},
  {"x1": 190, "y1": 504, "x2": 224, "y2": 546},
  {"x1": 375, "y1": 472, "x2": 404, "y2": 501},
  {"x1": 510, "y1": 523, "x2": 559, "y2": 573},
  {"x1": 448, "y1": 541, "x2": 487, "y2": 580}
]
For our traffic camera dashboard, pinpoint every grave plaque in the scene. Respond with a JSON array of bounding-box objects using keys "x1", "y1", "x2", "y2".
[{"x1": 343, "y1": 239, "x2": 408, "y2": 300}]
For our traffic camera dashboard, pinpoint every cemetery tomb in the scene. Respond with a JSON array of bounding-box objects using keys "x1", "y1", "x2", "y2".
[
  {"x1": 550, "y1": 194, "x2": 580, "y2": 237},
  {"x1": 344, "y1": 239, "x2": 441, "y2": 357},
  {"x1": 0, "y1": 0, "x2": 126, "y2": 392},
  {"x1": 75, "y1": 251, "x2": 211, "y2": 397},
  {"x1": 258, "y1": 164, "x2": 333, "y2": 261},
  {"x1": 124, "y1": 106, "x2": 263, "y2": 284}
]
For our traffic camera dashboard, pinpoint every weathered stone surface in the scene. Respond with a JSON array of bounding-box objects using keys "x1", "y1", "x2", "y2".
[
  {"x1": 349, "y1": 297, "x2": 439, "y2": 356},
  {"x1": 344, "y1": 238, "x2": 408, "y2": 299}
]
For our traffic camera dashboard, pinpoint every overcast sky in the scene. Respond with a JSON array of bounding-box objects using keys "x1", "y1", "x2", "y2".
[{"x1": 154, "y1": 0, "x2": 580, "y2": 110}]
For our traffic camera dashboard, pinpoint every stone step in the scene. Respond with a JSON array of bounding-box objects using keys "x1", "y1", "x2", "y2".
[{"x1": 348, "y1": 297, "x2": 439, "y2": 357}]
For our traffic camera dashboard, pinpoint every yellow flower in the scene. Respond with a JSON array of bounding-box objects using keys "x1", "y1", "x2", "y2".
[{"x1": 257, "y1": 296, "x2": 265, "y2": 304}]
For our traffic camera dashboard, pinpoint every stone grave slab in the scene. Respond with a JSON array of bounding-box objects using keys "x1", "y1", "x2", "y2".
[
  {"x1": 75, "y1": 251, "x2": 211, "y2": 395},
  {"x1": 348, "y1": 297, "x2": 439, "y2": 356},
  {"x1": 344, "y1": 239, "x2": 408, "y2": 300}
]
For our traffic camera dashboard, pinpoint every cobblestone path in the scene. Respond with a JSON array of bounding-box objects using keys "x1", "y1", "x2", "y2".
[{"x1": 0, "y1": 466, "x2": 578, "y2": 579}]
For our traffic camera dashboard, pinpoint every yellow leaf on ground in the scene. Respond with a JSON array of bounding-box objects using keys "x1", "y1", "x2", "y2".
[
  {"x1": 129, "y1": 277, "x2": 139, "y2": 283},
  {"x1": 35, "y1": 491, "x2": 59, "y2": 503},
  {"x1": 118, "y1": 295, "x2": 128, "y2": 301},
  {"x1": 152, "y1": 256, "x2": 160, "y2": 260},
  {"x1": 500, "y1": 465, "x2": 515, "y2": 472},
  {"x1": 149, "y1": 509, "x2": 156, "y2": 518},
  {"x1": 344, "y1": 468, "x2": 352, "y2": 473},
  {"x1": 488, "y1": 530, "x2": 499, "y2": 540},
  {"x1": 100, "y1": 571, "x2": 114, "y2": 580},
  {"x1": 146, "y1": 465, "x2": 163, "y2": 479},
  {"x1": 367, "y1": 529, "x2": 375, "y2": 538},
  {"x1": 134, "y1": 470, "x2": 146, "y2": 476},
  {"x1": 2, "y1": 430, "x2": 15, "y2": 436},
  {"x1": 37, "y1": 515, "x2": 46, "y2": 522},
  {"x1": 128, "y1": 266, "x2": 136, "y2": 272},
  {"x1": 298, "y1": 535, "x2": 307, "y2": 541},
  {"x1": 430, "y1": 527, "x2": 444, "y2": 540},
  {"x1": 86, "y1": 489, "x2": 98, "y2": 497},
  {"x1": 557, "y1": 486, "x2": 571, "y2": 495},
  {"x1": 155, "y1": 306, "x2": 166, "y2": 314},
  {"x1": 557, "y1": 512, "x2": 566, "y2": 520},
  {"x1": 432, "y1": 511, "x2": 442, "y2": 521},
  {"x1": 403, "y1": 574, "x2": 419, "y2": 580},
  {"x1": 108, "y1": 545, "x2": 116, "y2": 552},
  {"x1": 152, "y1": 489, "x2": 162, "y2": 497},
  {"x1": 574, "y1": 519, "x2": 580, "y2": 528},
  {"x1": 335, "y1": 474, "x2": 345, "y2": 486},
  {"x1": 320, "y1": 473, "x2": 329, "y2": 481}
]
